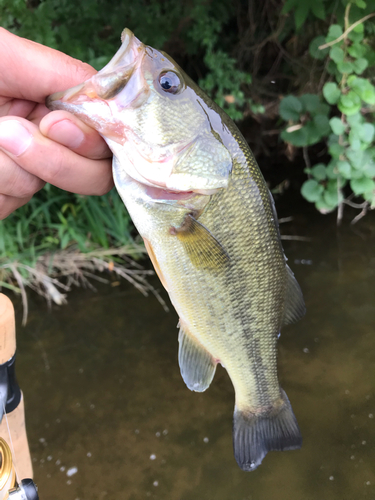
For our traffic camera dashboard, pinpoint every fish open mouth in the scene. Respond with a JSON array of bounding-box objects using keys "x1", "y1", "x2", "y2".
[
  {"x1": 144, "y1": 185, "x2": 196, "y2": 201},
  {"x1": 45, "y1": 28, "x2": 147, "y2": 142}
]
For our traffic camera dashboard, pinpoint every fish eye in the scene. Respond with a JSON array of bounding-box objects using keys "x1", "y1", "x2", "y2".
[{"x1": 158, "y1": 71, "x2": 182, "y2": 94}]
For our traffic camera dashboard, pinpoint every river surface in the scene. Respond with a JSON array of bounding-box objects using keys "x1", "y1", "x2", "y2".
[{"x1": 10, "y1": 200, "x2": 375, "y2": 500}]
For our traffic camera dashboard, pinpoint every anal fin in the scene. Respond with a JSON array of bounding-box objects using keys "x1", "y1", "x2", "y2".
[
  {"x1": 233, "y1": 389, "x2": 302, "y2": 471},
  {"x1": 282, "y1": 265, "x2": 306, "y2": 326},
  {"x1": 178, "y1": 322, "x2": 217, "y2": 392}
]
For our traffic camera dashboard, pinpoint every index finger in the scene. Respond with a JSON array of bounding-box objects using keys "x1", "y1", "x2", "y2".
[{"x1": 0, "y1": 28, "x2": 96, "y2": 103}]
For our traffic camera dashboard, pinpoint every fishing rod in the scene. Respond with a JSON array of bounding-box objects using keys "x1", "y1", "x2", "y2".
[{"x1": 0, "y1": 294, "x2": 39, "y2": 500}]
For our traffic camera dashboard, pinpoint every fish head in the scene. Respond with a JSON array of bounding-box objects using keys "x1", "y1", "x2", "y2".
[{"x1": 47, "y1": 28, "x2": 232, "y2": 195}]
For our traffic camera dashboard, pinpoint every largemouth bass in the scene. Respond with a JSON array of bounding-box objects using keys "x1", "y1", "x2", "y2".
[{"x1": 47, "y1": 29, "x2": 305, "y2": 471}]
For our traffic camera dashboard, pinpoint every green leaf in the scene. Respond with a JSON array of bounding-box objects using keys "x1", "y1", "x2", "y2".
[
  {"x1": 349, "y1": 132, "x2": 362, "y2": 151},
  {"x1": 315, "y1": 102, "x2": 330, "y2": 116},
  {"x1": 311, "y1": 163, "x2": 327, "y2": 181},
  {"x1": 348, "y1": 30, "x2": 364, "y2": 43},
  {"x1": 279, "y1": 95, "x2": 303, "y2": 121},
  {"x1": 338, "y1": 91, "x2": 362, "y2": 115},
  {"x1": 323, "y1": 82, "x2": 341, "y2": 104},
  {"x1": 323, "y1": 187, "x2": 342, "y2": 208},
  {"x1": 330, "y1": 46, "x2": 344, "y2": 63},
  {"x1": 340, "y1": 92, "x2": 361, "y2": 108},
  {"x1": 346, "y1": 112, "x2": 363, "y2": 127},
  {"x1": 355, "y1": 0, "x2": 367, "y2": 8},
  {"x1": 301, "y1": 179, "x2": 324, "y2": 202},
  {"x1": 358, "y1": 123, "x2": 375, "y2": 143},
  {"x1": 315, "y1": 198, "x2": 334, "y2": 212},
  {"x1": 326, "y1": 160, "x2": 339, "y2": 179},
  {"x1": 363, "y1": 191, "x2": 375, "y2": 207},
  {"x1": 281, "y1": 128, "x2": 309, "y2": 147},
  {"x1": 337, "y1": 60, "x2": 354, "y2": 74},
  {"x1": 352, "y1": 58, "x2": 368, "y2": 75},
  {"x1": 329, "y1": 117, "x2": 347, "y2": 135},
  {"x1": 313, "y1": 114, "x2": 331, "y2": 135},
  {"x1": 281, "y1": 0, "x2": 297, "y2": 14},
  {"x1": 353, "y1": 23, "x2": 364, "y2": 33},
  {"x1": 351, "y1": 168, "x2": 365, "y2": 179},
  {"x1": 346, "y1": 148, "x2": 364, "y2": 169},
  {"x1": 337, "y1": 160, "x2": 351, "y2": 179},
  {"x1": 311, "y1": 0, "x2": 325, "y2": 19},
  {"x1": 294, "y1": 2, "x2": 310, "y2": 29},
  {"x1": 361, "y1": 89, "x2": 375, "y2": 105},
  {"x1": 362, "y1": 161, "x2": 375, "y2": 178},
  {"x1": 281, "y1": 120, "x2": 324, "y2": 146},
  {"x1": 347, "y1": 43, "x2": 367, "y2": 59},
  {"x1": 304, "y1": 121, "x2": 327, "y2": 144},
  {"x1": 309, "y1": 36, "x2": 329, "y2": 59},
  {"x1": 299, "y1": 94, "x2": 320, "y2": 113},
  {"x1": 326, "y1": 60, "x2": 340, "y2": 77},
  {"x1": 351, "y1": 177, "x2": 375, "y2": 195},
  {"x1": 329, "y1": 143, "x2": 345, "y2": 158},
  {"x1": 326, "y1": 24, "x2": 343, "y2": 41}
]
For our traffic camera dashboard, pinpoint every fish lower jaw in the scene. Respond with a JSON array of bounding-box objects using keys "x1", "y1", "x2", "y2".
[{"x1": 144, "y1": 185, "x2": 196, "y2": 201}]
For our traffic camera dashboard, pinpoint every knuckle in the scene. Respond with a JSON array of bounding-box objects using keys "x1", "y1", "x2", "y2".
[
  {"x1": 68, "y1": 59, "x2": 96, "y2": 84},
  {"x1": 44, "y1": 149, "x2": 66, "y2": 184},
  {"x1": 92, "y1": 166, "x2": 114, "y2": 196},
  {"x1": 0, "y1": 194, "x2": 17, "y2": 220},
  {"x1": 7, "y1": 168, "x2": 42, "y2": 199},
  {"x1": 93, "y1": 181, "x2": 113, "y2": 196}
]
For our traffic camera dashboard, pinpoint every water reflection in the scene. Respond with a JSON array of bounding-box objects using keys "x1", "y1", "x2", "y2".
[{"x1": 13, "y1": 204, "x2": 375, "y2": 499}]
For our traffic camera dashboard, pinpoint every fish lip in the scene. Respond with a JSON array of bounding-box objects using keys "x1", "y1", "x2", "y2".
[
  {"x1": 46, "y1": 82, "x2": 92, "y2": 110},
  {"x1": 45, "y1": 28, "x2": 143, "y2": 112},
  {"x1": 144, "y1": 185, "x2": 196, "y2": 201}
]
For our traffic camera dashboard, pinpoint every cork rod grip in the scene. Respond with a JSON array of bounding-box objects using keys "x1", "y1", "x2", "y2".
[
  {"x1": 0, "y1": 295, "x2": 16, "y2": 364},
  {"x1": 0, "y1": 294, "x2": 33, "y2": 479}
]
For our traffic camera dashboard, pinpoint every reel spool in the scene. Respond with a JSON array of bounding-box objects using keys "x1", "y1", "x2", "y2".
[{"x1": 0, "y1": 438, "x2": 38, "y2": 500}]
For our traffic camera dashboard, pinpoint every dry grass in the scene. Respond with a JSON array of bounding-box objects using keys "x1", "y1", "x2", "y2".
[{"x1": 1, "y1": 244, "x2": 169, "y2": 325}]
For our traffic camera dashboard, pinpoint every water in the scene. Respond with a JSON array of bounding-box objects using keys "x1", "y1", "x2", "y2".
[{"x1": 12, "y1": 203, "x2": 375, "y2": 499}]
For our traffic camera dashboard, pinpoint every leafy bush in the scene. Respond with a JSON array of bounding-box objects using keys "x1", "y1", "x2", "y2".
[{"x1": 280, "y1": 1, "x2": 375, "y2": 218}]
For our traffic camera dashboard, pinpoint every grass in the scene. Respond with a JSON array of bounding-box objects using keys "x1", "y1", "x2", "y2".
[{"x1": 0, "y1": 185, "x2": 167, "y2": 324}]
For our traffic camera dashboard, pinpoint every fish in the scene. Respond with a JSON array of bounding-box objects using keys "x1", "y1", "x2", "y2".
[{"x1": 46, "y1": 28, "x2": 305, "y2": 471}]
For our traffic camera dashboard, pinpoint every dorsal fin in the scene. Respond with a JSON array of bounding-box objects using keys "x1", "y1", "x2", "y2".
[
  {"x1": 178, "y1": 322, "x2": 217, "y2": 392},
  {"x1": 282, "y1": 265, "x2": 306, "y2": 326}
]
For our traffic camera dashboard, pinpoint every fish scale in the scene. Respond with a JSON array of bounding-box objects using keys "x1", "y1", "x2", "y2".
[{"x1": 46, "y1": 27, "x2": 305, "y2": 471}]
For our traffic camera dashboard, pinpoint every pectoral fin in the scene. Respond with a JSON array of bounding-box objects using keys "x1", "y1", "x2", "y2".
[
  {"x1": 282, "y1": 265, "x2": 306, "y2": 326},
  {"x1": 178, "y1": 323, "x2": 217, "y2": 392},
  {"x1": 171, "y1": 214, "x2": 229, "y2": 270}
]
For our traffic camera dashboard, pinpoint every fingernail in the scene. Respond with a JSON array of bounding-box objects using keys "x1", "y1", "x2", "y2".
[
  {"x1": 47, "y1": 119, "x2": 85, "y2": 149},
  {"x1": 0, "y1": 120, "x2": 33, "y2": 156}
]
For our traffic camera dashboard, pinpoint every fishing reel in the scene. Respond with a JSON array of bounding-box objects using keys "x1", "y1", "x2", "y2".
[{"x1": 0, "y1": 438, "x2": 38, "y2": 500}]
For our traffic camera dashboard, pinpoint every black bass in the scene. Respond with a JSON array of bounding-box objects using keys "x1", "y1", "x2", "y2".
[{"x1": 47, "y1": 29, "x2": 305, "y2": 471}]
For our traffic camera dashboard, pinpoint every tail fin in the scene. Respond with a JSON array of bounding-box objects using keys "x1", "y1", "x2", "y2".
[{"x1": 233, "y1": 389, "x2": 302, "y2": 471}]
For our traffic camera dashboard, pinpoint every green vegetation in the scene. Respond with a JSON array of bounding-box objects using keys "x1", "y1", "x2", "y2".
[
  {"x1": 280, "y1": 1, "x2": 375, "y2": 221},
  {"x1": 1, "y1": 0, "x2": 375, "y2": 303}
]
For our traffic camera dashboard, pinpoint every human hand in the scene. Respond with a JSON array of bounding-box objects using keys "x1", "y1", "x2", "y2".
[{"x1": 0, "y1": 28, "x2": 113, "y2": 219}]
